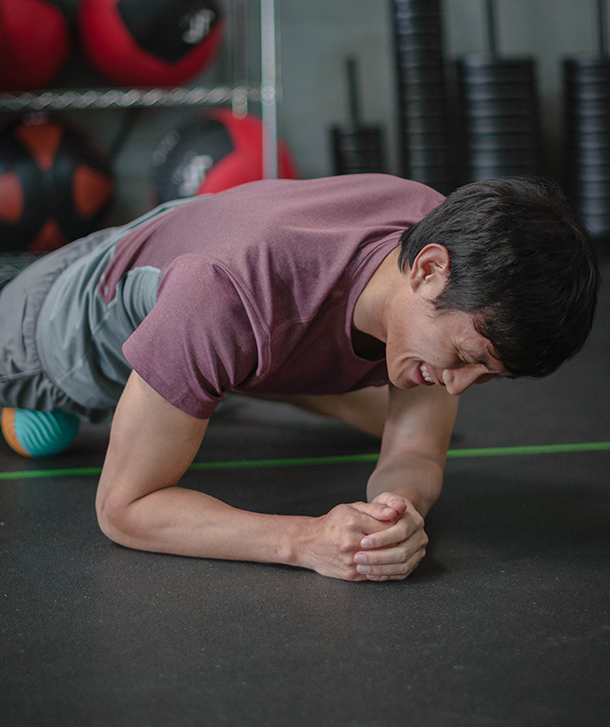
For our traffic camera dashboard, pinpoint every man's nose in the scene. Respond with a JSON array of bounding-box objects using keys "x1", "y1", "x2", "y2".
[{"x1": 442, "y1": 365, "x2": 489, "y2": 396}]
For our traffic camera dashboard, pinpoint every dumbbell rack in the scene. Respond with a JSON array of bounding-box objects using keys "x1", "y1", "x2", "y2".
[{"x1": 0, "y1": 0, "x2": 279, "y2": 286}]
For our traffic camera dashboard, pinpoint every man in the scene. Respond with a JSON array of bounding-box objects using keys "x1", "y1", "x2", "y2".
[{"x1": 0, "y1": 174, "x2": 599, "y2": 581}]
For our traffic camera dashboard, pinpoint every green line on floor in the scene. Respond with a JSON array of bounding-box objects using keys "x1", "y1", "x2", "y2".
[{"x1": 0, "y1": 441, "x2": 609, "y2": 482}]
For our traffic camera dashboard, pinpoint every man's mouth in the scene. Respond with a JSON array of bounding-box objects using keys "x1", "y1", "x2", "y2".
[{"x1": 420, "y1": 362, "x2": 435, "y2": 384}]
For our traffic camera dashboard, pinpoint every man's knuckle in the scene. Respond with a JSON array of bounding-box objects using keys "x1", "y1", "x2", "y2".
[{"x1": 338, "y1": 535, "x2": 356, "y2": 554}]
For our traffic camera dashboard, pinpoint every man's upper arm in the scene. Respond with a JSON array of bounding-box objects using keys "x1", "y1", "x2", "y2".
[
  {"x1": 97, "y1": 370, "x2": 209, "y2": 514},
  {"x1": 380, "y1": 384, "x2": 459, "y2": 466}
]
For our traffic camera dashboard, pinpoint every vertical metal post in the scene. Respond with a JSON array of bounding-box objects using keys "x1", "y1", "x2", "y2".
[
  {"x1": 486, "y1": 0, "x2": 498, "y2": 57},
  {"x1": 260, "y1": 0, "x2": 278, "y2": 179},
  {"x1": 598, "y1": 0, "x2": 608, "y2": 57}
]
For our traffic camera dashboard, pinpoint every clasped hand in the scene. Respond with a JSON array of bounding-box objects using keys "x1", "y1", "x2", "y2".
[{"x1": 298, "y1": 492, "x2": 428, "y2": 582}]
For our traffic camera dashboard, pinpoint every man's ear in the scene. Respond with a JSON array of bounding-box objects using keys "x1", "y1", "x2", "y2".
[{"x1": 409, "y1": 243, "x2": 450, "y2": 298}]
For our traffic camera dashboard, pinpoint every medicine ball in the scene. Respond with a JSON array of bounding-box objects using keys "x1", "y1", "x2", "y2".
[
  {"x1": 79, "y1": 0, "x2": 224, "y2": 87},
  {"x1": 152, "y1": 109, "x2": 299, "y2": 203},
  {"x1": 0, "y1": 0, "x2": 71, "y2": 92},
  {"x1": 0, "y1": 113, "x2": 114, "y2": 253}
]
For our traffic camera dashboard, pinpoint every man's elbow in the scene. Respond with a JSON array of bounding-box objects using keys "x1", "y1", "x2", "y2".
[{"x1": 95, "y1": 488, "x2": 137, "y2": 548}]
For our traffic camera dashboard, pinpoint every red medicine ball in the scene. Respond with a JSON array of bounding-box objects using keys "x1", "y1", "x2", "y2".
[
  {"x1": 79, "y1": 0, "x2": 224, "y2": 87},
  {"x1": 0, "y1": 114, "x2": 115, "y2": 253},
  {"x1": 151, "y1": 109, "x2": 299, "y2": 203},
  {"x1": 0, "y1": 0, "x2": 71, "y2": 92}
]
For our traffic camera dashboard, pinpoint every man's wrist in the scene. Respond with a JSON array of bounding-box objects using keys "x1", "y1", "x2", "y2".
[{"x1": 276, "y1": 515, "x2": 313, "y2": 569}]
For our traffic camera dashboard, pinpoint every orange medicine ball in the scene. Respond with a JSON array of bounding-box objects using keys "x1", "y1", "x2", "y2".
[{"x1": 0, "y1": 114, "x2": 114, "y2": 253}]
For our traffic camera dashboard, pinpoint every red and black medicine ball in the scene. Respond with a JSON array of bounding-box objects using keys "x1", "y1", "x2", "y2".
[
  {"x1": 151, "y1": 109, "x2": 299, "y2": 203},
  {"x1": 79, "y1": 0, "x2": 224, "y2": 87},
  {"x1": 0, "y1": 0, "x2": 71, "y2": 92},
  {"x1": 0, "y1": 113, "x2": 115, "y2": 253}
]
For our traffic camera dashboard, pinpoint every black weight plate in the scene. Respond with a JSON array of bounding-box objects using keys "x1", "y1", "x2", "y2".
[
  {"x1": 564, "y1": 57, "x2": 610, "y2": 79},
  {"x1": 407, "y1": 170, "x2": 453, "y2": 188},
  {"x1": 568, "y1": 133, "x2": 610, "y2": 149},
  {"x1": 404, "y1": 131, "x2": 450, "y2": 149},
  {"x1": 395, "y1": 37, "x2": 443, "y2": 54},
  {"x1": 403, "y1": 98, "x2": 447, "y2": 115},
  {"x1": 462, "y1": 98, "x2": 539, "y2": 116},
  {"x1": 398, "y1": 68, "x2": 446, "y2": 85},
  {"x1": 458, "y1": 58, "x2": 535, "y2": 84},
  {"x1": 469, "y1": 149, "x2": 539, "y2": 166},
  {"x1": 403, "y1": 116, "x2": 449, "y2": 134},
  {"x1": 565, "y1": 84, "x2": 610, "y2": 101},
  {"x1": 460, "y1": 85, "x2": 538, "y2": 102},
  {"x1": 458, "y1": 67, "x2": 535, "y2": 83},
  {"x1": 459, "y1": 55, "x2": 535, "y2": 71},
  {"x1": 578, "y1": 215, "x2": 610, "y2": 237},
  {"x1": 459, "y1": 68, "x2": 536, "y2": 85},
  {"x1": 408, "y1": 147, "x2": 450, "y2": 165},
  {"x1": 396, "y1": 59, "x2": 445, "y2": 74},
  {"x1": 402, "y1": 87, "x2": 446, "y2": 103},
  {"x1": 400, "y1": 108, "x2": 448, "y2": 121},
  {"x1": 569, "y1": 148, "x2": 610, "y2": 164},
  {"x1": 465, "y1": 116, "x2": 537, "y2": 134},
  {"x1": 579, "y1": 198, "x2": 610, "y2": 215},
  {"x1": 567, "y1": 98, "x2": 610, "y2": 114},
  {"x1": 407, "y1": 160, "x2": 452, "y2": 173},
  {"x1": 334, "y1": 145, "x2": 384, "y2": 158},
  {"x1": 565, "y1": 116, "x2": 610, "y2": 133},
  {"x1": 332, "y1": 125, "x2": 382, "y2": 139},
  {"x1": 564, "y1": 65, "x2": 610, "y2": 84},
  {"x1": 393, "y1": 0, "x2": 440, "y2": 13},
  {"x1": 467, "y1": 164, "x2": 541, "y2": 181},
  {"x1": 397, "y1": 49, "x2": 445, "y2": 67},
  {"x1": 467, "y1": 134, "x2": 539, "y2": 151},
  {"x1": 567, "y1": 166, "x2": 610, "y2": 182},
  {"x1": 571, "y1": 179, "x2": 610, "y2": 197},
  {"x1": 394, "y1": 17, "x2": 441, "y2": 33},
  {"x1": 393, "y1": 18, "x2": 443, "y2": 33},
  {"x1": 393, "y1": 2, "x2": 441, "y2": 18}
]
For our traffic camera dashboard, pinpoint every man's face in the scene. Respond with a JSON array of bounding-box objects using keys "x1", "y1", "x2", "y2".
[{"x1": 384, "y1": 266, "x2": 510, "y2": 396}]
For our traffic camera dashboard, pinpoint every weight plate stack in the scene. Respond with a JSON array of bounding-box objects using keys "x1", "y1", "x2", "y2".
[
  {"x1": 391, "y1": 0, "x2": 453, "y2": 194},
  {"x1": 564, "y1": 57, "x2": 610, "y2": 239},
  {"x1": 457, "y1": 55, "x2": 543, "y2": 182},
  {"x1": 331, "y1": 127, "x2": 384, "y2": 175},
  {"x1": 331, "y1": 57, "x2": 385, "y2": 175}
]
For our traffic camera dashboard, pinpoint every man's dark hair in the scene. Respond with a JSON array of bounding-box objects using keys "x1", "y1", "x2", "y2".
[{"x1": 398, "y1": 177, "x2": 600, "y2": 377}]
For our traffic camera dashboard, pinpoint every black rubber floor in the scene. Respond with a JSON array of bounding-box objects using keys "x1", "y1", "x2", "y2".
[{"x1": 1, "y1": 257, "x2": 609, "y2": 727}]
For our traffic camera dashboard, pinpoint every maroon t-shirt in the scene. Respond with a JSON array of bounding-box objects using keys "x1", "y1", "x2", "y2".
[{"x1": 115, "y1": 175, "x2": 444, "y2": 418}]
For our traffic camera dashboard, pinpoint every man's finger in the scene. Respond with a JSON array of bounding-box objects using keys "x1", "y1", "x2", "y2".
[
  {"x1": 359, "y1": 512, "x2": 425, "y2": 549},
  {"x1": 354, "y1": 533, "x2": 427, "y2": 568},
  {"x1": 357, "y1": 545, "x2": 427, "y2": 580},
  {"x1": 350, "y1": 501, "x2": 401, "y2": 522}
]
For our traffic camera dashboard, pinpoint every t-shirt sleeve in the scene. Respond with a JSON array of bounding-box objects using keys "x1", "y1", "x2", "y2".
[{"x1": 122, "y1": 255, "x2": 260, "y2": 419}]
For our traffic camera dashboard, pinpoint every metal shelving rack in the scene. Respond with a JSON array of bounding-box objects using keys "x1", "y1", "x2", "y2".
[
  {"x1": 0, "y1": 0, "x2": 280, "y2": 284},
  {"x1": 0, "y1": 85, "x2": 259, "y2": 115}
]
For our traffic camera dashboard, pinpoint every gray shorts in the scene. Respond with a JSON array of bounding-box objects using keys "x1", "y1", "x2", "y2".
[{"x1": 0, "y1": 229, "x2": 118, "y2": 422}]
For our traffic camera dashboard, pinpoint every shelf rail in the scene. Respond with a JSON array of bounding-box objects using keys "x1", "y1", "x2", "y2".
[{"x1": 0, "y1": 85, "x2": 258, "y2": 115}]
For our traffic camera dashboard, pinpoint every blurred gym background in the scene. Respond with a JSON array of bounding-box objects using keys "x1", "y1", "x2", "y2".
[{"x1": 0, "y1": 0, "x2": 608, "y2": 262}]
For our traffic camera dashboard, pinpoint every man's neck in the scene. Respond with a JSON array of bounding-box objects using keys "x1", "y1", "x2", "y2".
[{"x1": 352, "y1": 246, "x2": 402, "y2": 343}]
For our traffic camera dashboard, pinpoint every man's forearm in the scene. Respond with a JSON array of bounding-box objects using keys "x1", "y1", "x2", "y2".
[
  {"x1": 98, "y1": 484, "x2": 308, "y2": 566},
  {"x1": 366, "y1": 451, "x2": 444, "y2": 517}
]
